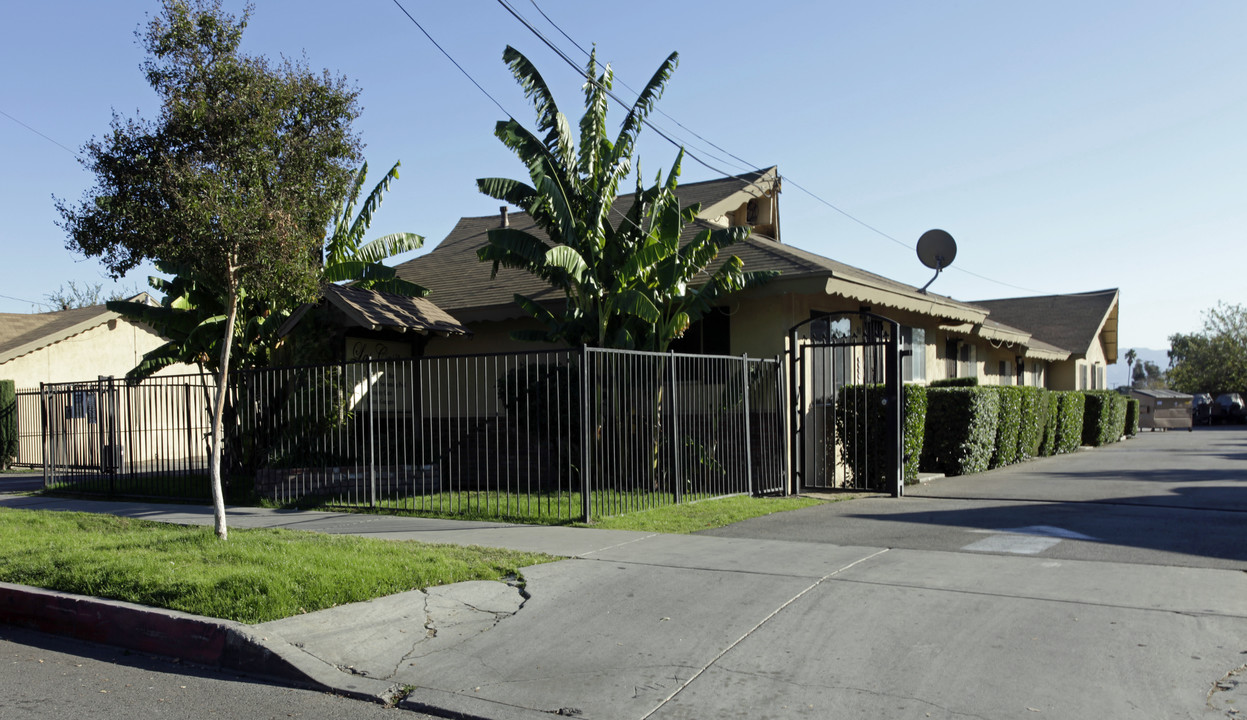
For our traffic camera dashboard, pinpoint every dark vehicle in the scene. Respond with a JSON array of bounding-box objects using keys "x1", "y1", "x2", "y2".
[
  {"x1": 1192, "y1": 393, "x2": 1214, "y2": 426},
  {"x1": 1212, "y1": 393, "x2": 1247, "y2": 424}
]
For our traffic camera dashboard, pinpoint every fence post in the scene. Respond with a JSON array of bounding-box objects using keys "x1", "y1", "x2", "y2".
[
  {"x1": 40, "y1": 382, "x2": 49, "y2": 489},
  {"x1": 368, "y1": 359, "x2": 378, "y2": 508},
  {"x1": 669, "y1": 350, "x2": 681, "y2": 506},
  {"x1": 579, "y1": 346, "x2": 591, "y2": 523},
  {"x1": 742, "y1": 354, "x2": 753, "y2": 496}
]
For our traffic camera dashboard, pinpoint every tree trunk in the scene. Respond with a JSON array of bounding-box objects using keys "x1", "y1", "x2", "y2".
[{"x1": 208, "y1": 283, "x2": 240, "y2": 541}]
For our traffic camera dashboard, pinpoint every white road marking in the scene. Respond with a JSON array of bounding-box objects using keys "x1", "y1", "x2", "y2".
[
  {"x1": 963, "y1": 534, "x2": 1062, "y2": 554},
  {"x1": 962, "y1": 525, "x2": 1098, "y2": 555}
]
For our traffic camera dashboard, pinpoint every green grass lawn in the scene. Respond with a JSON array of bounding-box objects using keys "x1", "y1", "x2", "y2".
[
  {"x1": 579, "y1": 494, "x2": 827, "y2": 533},
  {"x1": 0, "y1": 508, "x2": 553, "y2": 624}
]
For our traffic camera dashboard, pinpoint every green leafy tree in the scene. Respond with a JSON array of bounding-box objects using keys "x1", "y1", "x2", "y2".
[
  {"x1": 108, "y1": 160, "x2": 428, "y2": 381},
  {"x1": 56, "y1": 0, "x2": 362, "y2": 539},
  {"x1": 476, "y1": 46, "x2": 771, "y2": 352},
  {"x1": 1132, "y1": 360, "x2": 1167, "y2": 390},
  {"x1": 1168, "y1": 302, "x2": 1247, "y2": 395}
]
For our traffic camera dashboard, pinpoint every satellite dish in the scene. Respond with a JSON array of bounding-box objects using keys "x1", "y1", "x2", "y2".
[
  {"x1": 917, "y1": 229, "x2": 957, "y2": 270},
  {"x1": 916, "y1": 229, "x2": 957, "y2": 293}
]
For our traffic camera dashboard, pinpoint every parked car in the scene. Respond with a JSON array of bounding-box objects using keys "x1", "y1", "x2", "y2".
[
  {"x1": 1192, "y1": 393, "x2": 1214, "y2": 425},
  {"x1": 1212, "y1": 393, "x2": 1247, "y2": 424}
]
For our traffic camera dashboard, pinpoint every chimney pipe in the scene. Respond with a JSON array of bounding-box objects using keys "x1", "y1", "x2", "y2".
[{"x1": 500, "y1": 206, "x2": 509, "y2": 228}]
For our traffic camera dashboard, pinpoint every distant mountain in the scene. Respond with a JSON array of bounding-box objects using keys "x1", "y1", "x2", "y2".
[{"x1": 1109, "y1": 347, "x2": 1170, "y2": 389}]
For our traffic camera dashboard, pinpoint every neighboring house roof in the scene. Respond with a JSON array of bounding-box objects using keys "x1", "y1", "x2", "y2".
[
  {"x1": 278, "y1": 284, "x2": 472, "y2": 338},
  {"x1": 1131, "y1": 388, "x2": 1191, "y2": 400},
  {"x1": 971, "y1": 289, "x2": 1120, "y2": 361},
  {"x1": 393, "y1": 167, "x2": 987, "y2": 326},
  {"x1": 0, "y1": 296, "x2": 153, "y2": 366}
]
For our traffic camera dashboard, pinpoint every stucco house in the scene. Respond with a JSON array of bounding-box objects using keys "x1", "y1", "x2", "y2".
[
  {"x1": 0, "y1": 296, "x2": 182, "y2": 389},
  {"x1": 392, "y1": 167, "x2": 1095, "y2": 390},
  {"x1": 971, "y1": 289, "x2": 1120, "y2": 390}
]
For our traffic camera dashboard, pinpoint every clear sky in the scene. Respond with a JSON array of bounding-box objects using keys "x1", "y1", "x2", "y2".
[{"x1": 3, "y1": 1, "x2": 1245, "y2": 352}]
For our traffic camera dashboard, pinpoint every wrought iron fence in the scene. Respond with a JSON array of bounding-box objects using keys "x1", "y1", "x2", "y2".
[
  {"x1": 34, "y1": 347, "x2": 787, "y2": 521},
  {"x1": 12, "y1": 388, "x2": 42, "y2": 468},
  {"x1": 39, "y1": 374, "x2": 217, "y2": 498}
]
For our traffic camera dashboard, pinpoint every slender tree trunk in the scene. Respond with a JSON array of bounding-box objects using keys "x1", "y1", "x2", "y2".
[{"x1": 209, "y1": 282, "x2": 240, "y2": 540}]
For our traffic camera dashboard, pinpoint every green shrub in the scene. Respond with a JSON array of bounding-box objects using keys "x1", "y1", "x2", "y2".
[
  {"x1": 1124, "y1": 397, "x2": 1140, "y2": 436},
  {"x1": 833, "y1": 384, "x2": 928, "y2": 487},
  {"x1": 903, "y1": 385, "x2": 927, "y2": 485},
  {"x1": 920, "y1": 387, "x2": 1000, "y2": 476},
  {"x1": 1081, "y1": 391, "x2": 1128, "y2": 446},
  {"x1": 1016, "y1": 386, "x2": 1047, "y2": 460},
  {"x1": 1039, "y1": 391, "x2": 1060, "y2": 456},
  {"x1": 0, "y1": 380, "x2": 15, "y2": 470},
  {"x1": 929, "y1": 377, "x2": 979, "y2": 388},
  {"x1": 1053, "y1": 391, "x2": 1086, "y2": 454},
  {"x1": 990, "y1": 386, "x2": 1023, "y2": 468}
]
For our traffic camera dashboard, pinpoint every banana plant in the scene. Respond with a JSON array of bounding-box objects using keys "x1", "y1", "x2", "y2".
[{"x1": 477, "y1": 46, "x2": 772, "y2": 352}]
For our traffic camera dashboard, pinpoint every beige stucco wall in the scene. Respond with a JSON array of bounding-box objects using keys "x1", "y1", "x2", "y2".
[{"x1": 0, "y1": 318, "x2": 191, "y2": 389}]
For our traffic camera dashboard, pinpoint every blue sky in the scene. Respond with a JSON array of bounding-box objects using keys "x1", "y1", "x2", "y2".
[{"x1": 3, "y1": 1, "x2": 1245, "y2": 351}]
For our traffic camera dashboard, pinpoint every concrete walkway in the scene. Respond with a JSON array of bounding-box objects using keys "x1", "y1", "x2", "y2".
[{"x1": 3, "y1": 432, "x2": 1247, "y2": 719}]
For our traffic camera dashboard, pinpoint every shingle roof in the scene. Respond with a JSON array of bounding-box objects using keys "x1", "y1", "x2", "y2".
[
  {"x1": 322, "y1": 284, "x2": 471, "y2": 337},
  {"x1": 971, "y1": 289, "x2": 1119, "y2": 357},
  {"x1": 278, "y1": 284, "x2": 472, "y2": 338},
  {"x1": 394, "y1": 167, "x2": 985, "y2": 324},
  {"x1": 0, "y1": 303, "x2": 119, "y2": 365}
]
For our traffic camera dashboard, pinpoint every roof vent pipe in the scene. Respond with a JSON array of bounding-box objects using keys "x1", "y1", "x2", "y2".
[{"x1": 500, "y1": 206, "x2": 509, "y2": 228}]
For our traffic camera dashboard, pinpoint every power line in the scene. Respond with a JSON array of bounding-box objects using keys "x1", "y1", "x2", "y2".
[
  {"x1": 509, "y1": 0, "x2": 1058, "y2": 297},
  {"x1": 0, "y1": 291, "x2": 43, "y2": 306},
  {"x1": 388, "y1": 0, "x2": 513, "y2": 119},
  {"x1": 494, "y1": 0, "x2": 745, "y2": 180},
  {"x1": 0, "y1": 109, "x2": 78, "y2": 158}
]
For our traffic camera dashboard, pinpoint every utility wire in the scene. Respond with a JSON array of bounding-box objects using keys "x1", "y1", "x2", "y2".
[
  {"x1": 0, "y1": 109, "x2": 78, "y2": 158},
  {"x1": 513, "y1": 0, "x2": 1060, "y2": 296},
  {"x1": 388, "y1": 0, "x2": 513, "y2": 118}
]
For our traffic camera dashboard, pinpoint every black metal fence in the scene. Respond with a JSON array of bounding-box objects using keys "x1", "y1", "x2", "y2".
[
  {"x1": 34, "y1": 347, "x2": 787, "y2": 521},
  {"x1": 12, "y1": 388, "x2": 43, "y2": 468}
]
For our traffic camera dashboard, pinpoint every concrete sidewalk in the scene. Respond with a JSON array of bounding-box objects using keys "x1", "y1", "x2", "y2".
[{"x1": 3, "y1": 491, "x2": 1246, "y2": 719}]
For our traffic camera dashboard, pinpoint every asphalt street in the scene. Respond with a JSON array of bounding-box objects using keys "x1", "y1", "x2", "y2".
[
  {"x1": 704, "y1": 426, "x2": 1247, "y2": 570},
  {"x1": 0, "y1": 625, "x2": 432, "y2": 719},
  {"x1": 1, "y1": 426, "x2": 1245, "y2": 719}
]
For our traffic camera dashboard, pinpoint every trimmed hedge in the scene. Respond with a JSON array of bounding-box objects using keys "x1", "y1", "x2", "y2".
[
  {"x1": 1081, "y1": 391, "x2": 1128, "y2": 447},
  {"x1": 833, "y1": 384, "x2": 928, "y2": 487},
  {"x1": 0, "y1": 380, "x2": 14, "y2": 470},
  {"x1": 990, "y1": 386, "x2": 1023, "y2": 468},
  {"x1": 1039, "y1": 391, "x2": 1061, "y2": 456},
  {"x1": 902, "y1": 385, "x2": 927, "y2": 485},
  {"x1": 1053, "y1": 391, "x2": 1086, "y2": 454},
  {"x1": 1124, "y1": 397, "x2": 1140, "y2": 436},
  {"x1": 929, "y1": 377, "x2": 979, "y2": 388},
  {"x1": 921, "y1": 387, "x2": 1000, "y2": 476},
  {"x1": 1016, "y1": 386, "x2": 1048, "y2": 460}
]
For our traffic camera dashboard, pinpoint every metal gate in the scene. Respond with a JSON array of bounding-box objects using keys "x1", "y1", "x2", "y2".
[
  {"x1": 41, "y1": 377, "x2": 123, "y2": 484},
  {"x1": 788, "y1": 311, "x2": 901, "y2": 496}
]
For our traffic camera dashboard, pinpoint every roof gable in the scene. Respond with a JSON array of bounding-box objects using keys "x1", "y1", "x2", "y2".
[
  {"x1": 0, "y1": 304, "x2": 119, "y2": 365},
  {"x1": 394, "y1": 166, "x2": 987, "y2": 325},
  {"x1": 972, "y1": 289, "x2": 1119, "y2": 358}
]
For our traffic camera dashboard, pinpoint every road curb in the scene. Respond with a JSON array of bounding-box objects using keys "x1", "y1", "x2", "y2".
[{"x1": 0, "y1": 581, "x2": 398, "y2": 704}]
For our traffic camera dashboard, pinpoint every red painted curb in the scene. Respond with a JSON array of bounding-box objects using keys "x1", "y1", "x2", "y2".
[{"x1": 0, "y1": 582, "x2": 233, "y2": 665}]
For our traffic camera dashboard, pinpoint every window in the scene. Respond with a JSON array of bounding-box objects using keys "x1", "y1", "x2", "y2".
[
  {"x1": 959, "y1": 343, "x2": 976, "y2": 379},
  {"x1": 945, "y1": 339, "x2": 959, "y2": 377},
  {"x1": 1097, "y1": 365, "x2": 1106, "y2": 390},
  {"x1": 900, "y1": 327, "x2": 926, "y2": 382},
  {"x1": 669, "y1": 307, "x2": 731, "y2": 356},
  {"x1": 1080, "y1": 364, "x2": 1089, "y2": 390}
]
